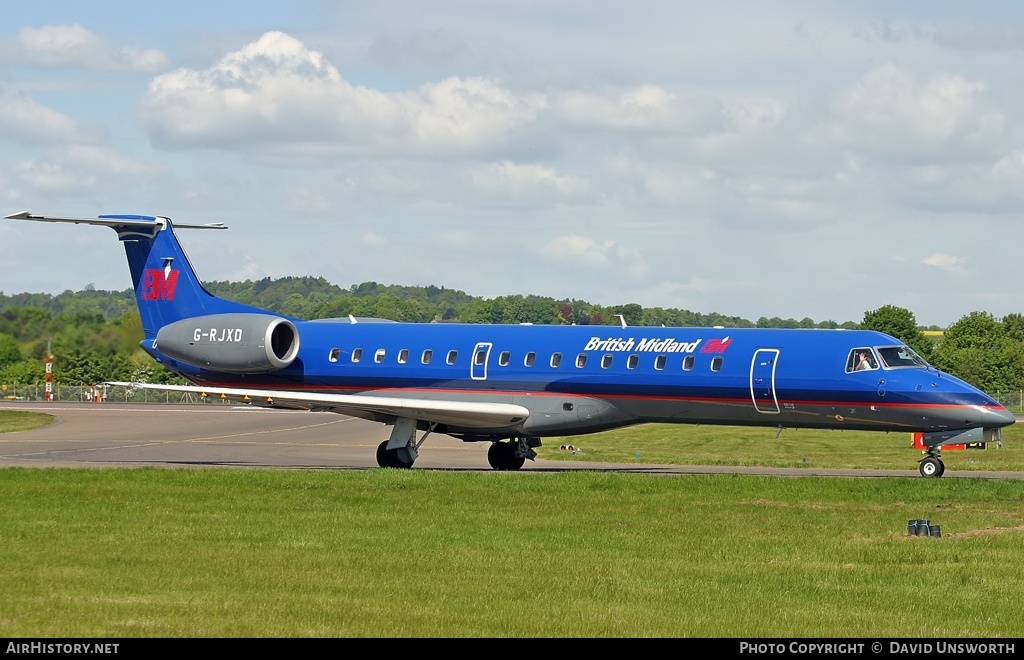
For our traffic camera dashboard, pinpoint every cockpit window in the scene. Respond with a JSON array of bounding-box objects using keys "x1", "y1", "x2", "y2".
[
  {"x1": 877, "y1": 345, "x2": 928, "y2": 369},
  {"x1": 846, "y1": 348, "x2": 878, "y2": 373}
]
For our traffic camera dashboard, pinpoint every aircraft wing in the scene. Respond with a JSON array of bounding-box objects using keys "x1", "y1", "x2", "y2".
[{"x1": 106, "y1": 382, "x2": 530, "y2": 429}]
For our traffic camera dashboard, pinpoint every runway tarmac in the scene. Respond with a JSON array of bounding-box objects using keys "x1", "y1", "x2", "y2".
[{"x1": 2, "y1": 401, "x2": 1022, "y2": 479}]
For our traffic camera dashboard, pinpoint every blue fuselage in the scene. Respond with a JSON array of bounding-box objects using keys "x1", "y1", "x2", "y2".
[{"x1": 156, "y1": 321, "x2": 1013, "y2": 439}]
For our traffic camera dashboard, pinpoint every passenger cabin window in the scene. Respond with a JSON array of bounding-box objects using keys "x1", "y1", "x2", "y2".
[
  {"x1": 550, "y1": 352, "x2": 562, "y2": 368},
  {"x1": 711, "y1": 356, "x2": 723, "y2": 372},
  {"x1": 499, "y1": 351, "x2": 510, "y2": 366},
  {"x1": 351, "y1": 348, "x2": 362, "y2": 363},
  {"x1": 446, "y1": 350, "x2": 458, "y2": 365},
  {"x1": 329, "y1": 348, "x2": 340, "y2": 363},
  {"x1": 846, "y1": 348, "x2": 879, "y2": 373},
  {"x1": 877, "y1": 345, "x2": 927, "y2": 369},
  {"x1": 682, "y1": 355, "x2": 694, "y2": 371},
  {"x1": 374, "y1": 348, "x2": 386, "y2": 363},
  {"x1": 422, "y1": 349, "x2": 432, "y2": 364},
  {"x1": 627, "y1": 354, "x2": 639, "y2": 370},
  {"x1": 576, "y1": 353, "x2": 587, "y2": 368},
  {"x1": 525, "y1": 352, "x2": 536, "y2": 367},
  {"x1": 654, "y1": 355, "x2": 666, "y2": 370},
  {"x1": 601, "y1": 354, "x2": 613, "y2": 369},
  {"x1": 474, "y1": 349, "x2": 487, "y2": 366},
  {"x1": 398, "y1": 349, "x2": 409, "y2": 364}
]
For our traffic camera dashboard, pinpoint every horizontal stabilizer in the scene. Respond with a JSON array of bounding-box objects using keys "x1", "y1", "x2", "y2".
[{"x1": 5, "y1": 211, "x2": 227, "y2": 230}]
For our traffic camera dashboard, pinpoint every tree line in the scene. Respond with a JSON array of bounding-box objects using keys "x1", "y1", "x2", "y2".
[{"x1": 1, "y1": 280, "x2": 1021, "y2": 394}]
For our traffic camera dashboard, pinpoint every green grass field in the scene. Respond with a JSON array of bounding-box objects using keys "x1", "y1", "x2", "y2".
[
  {"x1": 0, "y1": 410, "x2": 53, "y2": 434},
  {"x1": 1, "y1": 410, "x2": 1023, "y2": 637},
  {"x1": 536, "y1": 421, "x2": 1024, "y2": 473},
  {"x1": 1, "y1": 468, "x2": 1023, "y2": 637}
]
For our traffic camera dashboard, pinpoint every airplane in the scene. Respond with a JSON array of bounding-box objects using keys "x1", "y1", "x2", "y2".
[{"x1": 5, "y1": 211, "x2": 1016, "y2": 477}]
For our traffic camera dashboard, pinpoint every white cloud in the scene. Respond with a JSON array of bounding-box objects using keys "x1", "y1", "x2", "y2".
[
  {"x1": 0, "y1": 173, "x2": 18, "y2": 203},
  {"x1": 720, "y1": 96, "x2": 788, "y2": 134},
  {"x1": 744, "y1": 195, "x2": 828, "y2": 227},
  {"x1": 0, "y1": 92, "x2": 91, "y2": 146},
  {"x1": 413, "y1": 76, "x2": 546, "y2": 148},
  {"x1": 63, "y1": 145, "x2": 164, "y2": 176},
  {"x1": 361, "y1": 231, "x2": 388, "y2": 249},
  {"x1": 11, "y1": 146, "x2": 165, "y2": 194},
  {"x1": 602, "y1": 155, "x2": 718, "y2": 210},
  {"x1": 17, "y1": 24, "x2": 168, "y2": 72},
  {"x1": 922, "y1": 253, "x2": 969, "y2": 272},
  {"x1": 659, "y1": 276, "x2": 765, "y2": 296},
  {"x1": 283, "y1": 185, "x2": 332, "y2": 215},
  {"x1": 553, "y1": 85, "x2": 722, "y2": 134},
  {"x1": 229, "y1": 256, "x2": 268, "y2": 282},
  {"x1": 811, "y1": 64, "x2": 1007, "y2": 160},
  {"x1": 541, "y1": 234, "x2": 615, "y2": 266},
  {"x1": 992, "y1": 150, "x2": 1024, "y2": 187},
  {"x1": 930, "y1": 26, "x2": 1024, "y2": 52},
  {"x1": 854, "y1": 21, "x2": 1024, "y2": 52},
  {"x1": 139, "y1": 31, "x2": 546, "y2": 158},
  {"x1": 5, "y1": 5, "x2": 1024, "y2": 328},
  {"x1": 0, "y1": 224, "x2": 19, "y2": 257},
  {"x1": 437, "y1": 230, "x2": 478, "y2": 251},
  {"x1": 469, "y1": 161, "x2": 590, "y2": 204},
  {"x1": 12, "y1": 159, "x2": 96, "y2": 193},
  {"x1": 615, "y1": 245, "x2": 650, "y2": 280},
  {"x1": 364, "y1": 28, "x2": 469, "y2": 72}
]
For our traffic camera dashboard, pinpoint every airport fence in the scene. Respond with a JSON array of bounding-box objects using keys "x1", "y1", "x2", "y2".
[
  {"x1": 993, "y1": 391, "x2": 1024, "y2": 414},
  {"x1": 5, "y1": 383, "x2": 1024, "y2": 414},
  {"x1": 0, "y1": 383, "x2": 230, "y2": 405}
]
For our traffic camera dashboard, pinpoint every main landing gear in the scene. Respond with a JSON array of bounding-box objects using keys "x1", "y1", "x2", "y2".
[
  {"x1": 376, "y1": 418, "x2": 433, "y2": 469},
  {"x1": 918, "y1": 447, "x2": 945, "y2": 478},
  {"x1": 375, "y1": 419, "x2": 542, "y2": 471},
  {"x1": 487, "y1": 437, "x2": 540, "y2": 471},
  {"x1": 376, "y1": 439, "x2": 415, "y2": 469}
]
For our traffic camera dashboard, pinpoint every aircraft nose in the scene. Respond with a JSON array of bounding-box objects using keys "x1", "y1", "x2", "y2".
[
  {"x1": 965, "y1": 402, "x2": 1018, "y2": 429},
  {"x1": 990, "y1": 405, "x2": 1018, "y2": 428}
]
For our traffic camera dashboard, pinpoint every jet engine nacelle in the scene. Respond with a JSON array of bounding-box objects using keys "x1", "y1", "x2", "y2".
[{"x1": 154, "y1": 313, "x2": 300, "y2": 373}]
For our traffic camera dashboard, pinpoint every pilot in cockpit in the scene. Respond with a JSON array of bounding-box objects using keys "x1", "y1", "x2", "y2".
[{"x1": 855, "y1": 351, "x2": 876, "y2": 371}]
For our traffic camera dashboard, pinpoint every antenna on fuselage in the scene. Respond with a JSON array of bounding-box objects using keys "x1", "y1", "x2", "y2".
[{"x1": 614, "y1": 314, "x2": 627, "y2": 329}]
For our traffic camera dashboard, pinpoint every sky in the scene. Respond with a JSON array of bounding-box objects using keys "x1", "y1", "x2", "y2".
[{"x1": 1, "y1": 1, "x2": 1023, "y2": 328}]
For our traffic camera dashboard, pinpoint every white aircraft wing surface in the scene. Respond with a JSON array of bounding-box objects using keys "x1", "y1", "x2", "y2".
[{"x1": 106, "y1": 382, "x2": 529, "y2": 429}]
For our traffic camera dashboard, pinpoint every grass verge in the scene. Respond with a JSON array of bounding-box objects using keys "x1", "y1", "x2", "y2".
[
  {"x1": 537, "y1": 422, "x2": 1024, "y2": 472},
  {"x1": 0, "y1": 410, "x2": 53, "y2": 434},
  {"x1": 1, "y1": 467, "x2": 1022, "y2": 637}
]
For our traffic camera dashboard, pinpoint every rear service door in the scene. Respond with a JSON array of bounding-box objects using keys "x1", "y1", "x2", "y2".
[{"x1": 750, "y1": 348, "x2": 780, "y2": 414}]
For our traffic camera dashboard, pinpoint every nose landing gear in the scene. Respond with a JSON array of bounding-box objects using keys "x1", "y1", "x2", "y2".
[{"x1": 918, "y1": 448, "x2": 945, "y2": 478}]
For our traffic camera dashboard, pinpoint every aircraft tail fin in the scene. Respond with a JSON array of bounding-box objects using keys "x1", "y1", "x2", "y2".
[{"x1": 4, "y1": 212, "x2": 268, "y2": 339}]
